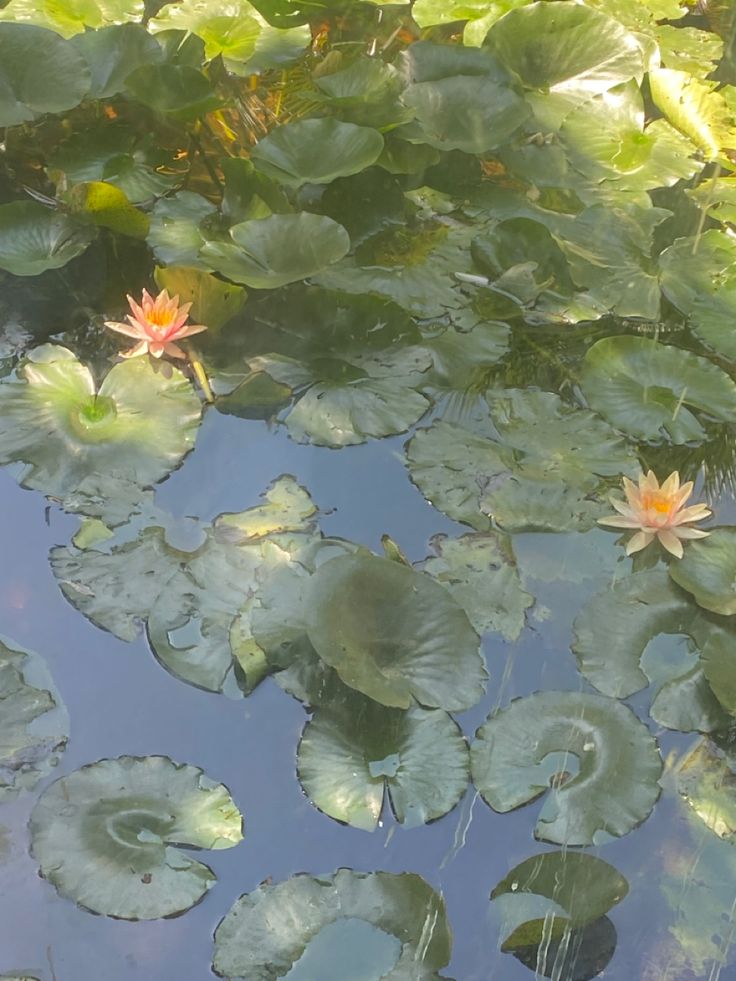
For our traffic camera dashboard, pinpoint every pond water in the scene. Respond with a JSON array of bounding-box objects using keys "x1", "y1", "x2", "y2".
[{"x1": 2, "y1": 1, "x2": 736, "y2": 980}]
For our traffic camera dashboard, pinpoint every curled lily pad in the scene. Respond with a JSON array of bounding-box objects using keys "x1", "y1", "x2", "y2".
[
  {"x1": 250, "y1": 118, "x2": 384, "y2": 188},
  {"x1": 669, "y1": 527, "x2": 736, "y2": 617},
  {"x1": 579, "y1": 335, "x2": 736, "y2": 443},
  {"x1": 30, "y1": 755, "x2": 243, "y2": 919},
  {"x1": 298, "y1": 687, "x2": 469, "y2": 831},
  {"x1": 406, "y1": 389, "x2": 636, "y2": 532},
  {"x1": 571, "y1": 571, "x2": 731, "y2": 733},
  {"x1": 0, "y1": 637, "x2": 68, "y2": 801},
  {"x1": 201, "y1": 213, "x2": 350, "y2": 290},
  {"x1": 213, "y1": 869, "x2": 452, "y2": 980},
  {"x1": 0, "y1": 202, "x2": 94, "y2": 277},
  {"x1": 470, "y1": 691, "x2": 662, "y2": 845},
  {"x1": 418, "y1": 532, "x2": 533, "y2": 642},
  {"x1": 0, "y1": 345, "x2": 201, "y2": 514},
  {"x1": 491, "y1": 851, "x2": 628, "y2": 951},
  {"x1": 305, "y1": 552, "x2": 486, "y2": 711}
]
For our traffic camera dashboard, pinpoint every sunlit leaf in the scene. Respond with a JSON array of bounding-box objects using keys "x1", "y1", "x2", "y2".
[
  {"x1": 0, "y1": 202, "x2": 94, "y2": 276},
  {"x1": 154, "y1": 266, "x2": 247, "y2": 331},
  {"x1": 30, "y1": 755, "x2": 243, "y2": 919},
  {"x1": 65, "y1": 181, "x2": 149, "y2": 239},
  {"x1": 649, "y1": 68, "x2": 736, "y2": 161},
  {"x1": 0, "y1": 0, "x2": 143, "y2": 37},
  {"x1": 677, "y1": 739, "x2": 736, "y2": 841}
]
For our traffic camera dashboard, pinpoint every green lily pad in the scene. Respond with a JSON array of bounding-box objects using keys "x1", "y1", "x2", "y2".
[
  {"x1": 418, "y1": 532, "x2": 533, "y2": 642},
  {"x1": 660, "y1": 230, "x2": 736, "y2": 361},
  {"x1": 491, "y1": 851, "x2": 628, "y2": 950},
  {"x1": 677, "y1": 739, "x2": 736, "y2": 842},
  {"x1": 406, "y1": 389, "x2": 636, "y2": 532},
  {"x1": 298, "y1": 688, "x2": 469, "y2": 831},
  {"x1": 154, "y1": 266, "x2": 247, "y2": 332},
  {"x1": 470, "y1": 691, "x2": 662, "y2": 845},
  {"x1": 30, "y1": 755, "x2": 243, "y2": 920},
  {"x1": 250, "y1": 118, "x2": 384, "y2": 188},
  {"x1": 0, "y1": 344, "x2": 201, "y2": 514},
  {"x1": 125, "y1": 64, "x2": 222, "y2": 119},
  {"x1": 69, "y1": 23, "x2": 164, "y2": 98},
  {"x1": 0, "y1": 23, "x2": 91, "y2": 126},
  {"x1": 0, "y1": 637, "x2": 68, "y2": 802},
  {"x1": 201, "y1": 213, "x2": 350, "y2": 290},
  {"x1": 0, "y1": 0, "x2": 143, "y2": 37},
  {"x1": 579, "y1": 336, "x2": 736, "y2": 443},
  {"x1": 649, "y1": 68, "x2": 735, "y2": 161},
  {"x1": 669, "y1": 528, "x2": 736, "y2": 617},
  {"x1": 571, "y1": 571, "x2": 731, "y2": 732},
  {"x1": 305, "y1": 552, "x2": 486, "y2": 711},
  {"x1": 149, "y1": 192, "x2": 218, "y2": 268},
  {"x1": 212, "y1": 869, "x2": 452, "y2": 980},
  {"x1": 65, "y1": 181, "x2": 149, "y2": 239},
  {"x1": 485, "y1": 2, "x2": 643, "y2": 103},
  {"x1": 0, "y1": 202, "x2": 94, "y2": 277}
]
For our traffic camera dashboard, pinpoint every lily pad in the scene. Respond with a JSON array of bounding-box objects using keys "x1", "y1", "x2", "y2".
[
  {"x1": 669, "y1": 527, "x2": 736, "y2": 617},
  {"x1": 70, "y1": 23, "x2": 164, "y2": 99},
  {"x1": 0, "y1": 202, "x2": 94, "y2": 277},
  {"x1": 0, "y1": 345, "x2": 201, "y2": 514},
  {"x1": 154, "y1": 266, "x2": 247, "y2": 331},
  {"x1": 677, "y1": 739, "x2": 736, "y2": 841},
  {"x1": 418, "y1": 532, "x2": 533, "y2": 642},
  {"x1": 571, "y1": 571, "x2": 731, "y2": 732},
  {"x1": 649, "y1": 68, "x2": 736, "y2": 161},
  {"x1": 470, "y1": 691, "x2": 662, "y2": 845},
  {"x1": 212, "y1": 869, "x2": 452, "y2": 980},
  {"x1": 149, "y1": 192, "x2": 218, "y2": 268},
  {"x1": 124, "y1": 64, "x2": 221, "y2": 120},
  {"x1": 30, "y1": 755, "x2": 243, "y2": 919},
  {"x1": 660, "y1": 230, "x2": 736, "y2": 361},
  {"x1": 0, "y1": 637, "x2": 68, "y2": 801},
  {"x1": 298, "y1": 688, "x2": 469, "y2": 831},
  {"x1": 491, "y1": 851, "x2": 628, "y2": 950},
  {"x1": 0, "y1": 23, "x2": 91, "y2": 125},
  {"x1": 579, "y1": 335, "x2": 736, "y2": 443},
  {"x1": 305, "y1": 552, "x2": 486, "y2": 711},
  {"x1": 0, "y1": 0, "x2": 143, "y2": 37},
  {"x1": 250, "y1": 118, "x2": 384, "y2": 188},
  {"x1": 201, "y1": 213, "x2": 350, "y2": 290},
  {"x1": 406, "y1": 389, "x2": 636, "y2": 532}
]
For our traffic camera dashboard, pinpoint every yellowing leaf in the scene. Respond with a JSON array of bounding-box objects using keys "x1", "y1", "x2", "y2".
[{"x1": 649, "y1": 68, "x2": 736, "y2": 160}]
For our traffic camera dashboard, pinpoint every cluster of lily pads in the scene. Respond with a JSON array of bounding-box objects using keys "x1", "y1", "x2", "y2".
[{"x1": 1, "y1": 0, "x2": 736, "y2": 977}]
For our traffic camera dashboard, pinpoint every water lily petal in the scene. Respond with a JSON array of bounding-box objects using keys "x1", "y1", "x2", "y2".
[
  {"x1": 672, "y1": 503, "x2": 712, "y2": 525},
  {"x1": 119, "y1": 340, "x2": 150, "y2": 358},
  {"x1": 149, "y1": 342, "x2": 165, "y2": 358},
  {"x1": 105, "y1": 319, "x2": 145, "y2": 339},
  {"x1": 625, "y1": 530, "x2": 655, "y2": 555},
  {"x1": 641, "y1": 471, "x2": 660, "y2": 491},
  {"x1": 163, "y1": 341, "x2": 186, "y2": 359},
  {"x1": 673, "y1": 480, "x2": 694, "y2": 509},
  {"x1": 671, "y1": 526, "x2": 710, "y2": 540},
  {"x1": 598, "y1": 515, "x2": 643, "y2": 529},
  {"x1": 609, "y1": 497, "x2": 637, "y2": 518},
  {"x1": 657, "y1": 528, "x2": 684, "y2": 558},
  {"x1": 660, "y1": 471, "x2": 680, "y2": 496}
]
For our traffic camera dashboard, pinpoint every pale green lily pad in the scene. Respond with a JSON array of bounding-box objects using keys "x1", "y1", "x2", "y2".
[
  {"x1": 213, "y1": 869, "x2": 452, "y2": 980},
  {"x1": 677, "y1": 739, "x2": 736, "y2": 842},
  {"x1": 149, "y1": 192, "x2": 218, "y2": 268},
  {"x1": 579, "y1": 335, "x2": 736, "y2": 443},
  {"x1": 669, "y1": 528, "x2": 736, "y2": 617},
  {"x1": 65, "y1": 181, "x2": 149, "y2": 239},
  {"x1": 406, "y1": 389, "x2": 636, "y2": 532},
  {"x1": 0, "y1": 0, "x2": 143, "y2": 37},
  {"x1": 0, "y1": 637, "x2": 68, "y2": 802},
  {"x1": 0, "y1": 202, "x2": 94, "y2": 277},
  {"x1": 30, "y1": 755, "x2": 243, "y2": 920},
  {"x1": 154, "y1": 266, "x2": 247, "y2": 332},
  {"x1": 485, "y1": 2, "x2": 643, "y2": 102},
  {"x1": 649, "y1": 68, "x2": 735, "y2": 161},
  {"x1": 470, "y1": 691, "x2": 662, "y2": 845},
  {"x1": 51, "y1": 477, "x2": 320, "y2": 696},
  {"x1": 70, "y1": 24, "x2": 163, "y2": 98},
  {"x1": 660, "y1": 230, "x2": 736, "y2": 361},
  {"x1": 298, "y1": 688, "x2": 469, "y2": 831},
  {"x1": 0, "y1": 345, "x2": 201, "y2": 513},
  {"x1": 491, "y1": 851, "x2": 628, "y2": 950},
  {"x1": 0, "y1": 23, "x2": 91, "y2": 126},
  {"x1": 201, "y1": 214, "x2": 350, "y2": 290},
  {"x1": 305, "y1": 552, "x2": 486, "y2": 711},
  {"x1": 571, "y1": 571, "x2": 731, "y2": 732},
  {"x1": 418, "y1": 532, "x2": 532, "y2": 642},
  {"x1": 251, "y1": 118, "x2": 384, "y2": 188}
]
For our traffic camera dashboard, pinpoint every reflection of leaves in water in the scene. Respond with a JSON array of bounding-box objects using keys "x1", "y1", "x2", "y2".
[
  {"x1": 213, "y1": 869, "x2": 452, "y2": 980},
  {"x1": 30, "y1": 755, "x2": 243, "y2": 920}
]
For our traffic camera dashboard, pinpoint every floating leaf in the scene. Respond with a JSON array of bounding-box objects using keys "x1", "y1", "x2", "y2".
[
  {"x1": 579, "y1": 335, "x2": 736, "y2": 443},
  {"x1": 154, "y1": 266, "x2": 247, "y2": 331},
  {"x1": 0, "y1": 344, "x2": 201, "y2": 512},
  {"x1": 125, "y1": 64, "x2": 221, "y2": 119},
  {"x1": 298, "y1": 688, "x2": 469, "y2": 831},
  {"x1": 649, "y1": 68, "x2": 736, "y2": 161},
  {"x1": 0, "y1": 23, "x2": 90, "y2": 126},
  {"x1": 65, "y1": 181, "x2": 149, "y2": 239},
  {"x1": 69, "y1": 23, "x2": 164, "y2": 98},
  {"x1": 418, "y1": 532, "x2": 532, "y2": 642},
  {"x1": 30, "y1": 756, "x2": 243, "y2": 919},
  {"x1": 213, "y1": 869, "x2": 452, "y2": 980},
  {"x1": 0, "y1": 637, "x2": 68, "y2": 801},
  {"x1": 0, "y1": 202, "x2": 94, "y2": 277},
  {"x1": 571, "y1": 571, "x2": 731, "y2": 732},
  {"x1": 201, "y1": 213, "x2": 350, "y2": 290},
  {"x1": 305, "y1": 552, "x2": 486, "y2": 711},
  {"x1": 251, "y1": 118, "x2": 384, "y2": 188},
  {"x1": 149, "y1": 192, "x2": 218, "y2": 268},
  {"x1": 669, "y1": 527, "x2": 736, "y2": 617},
  {"x1": 0, "y1": 0, "x2": 143, "y2": 37},
  {"x1": 677, "y1": 739, "x2": 736, "y2": 841},
  {"x1": 470, "y1": 691, "x2": 662, "y2": 845}
]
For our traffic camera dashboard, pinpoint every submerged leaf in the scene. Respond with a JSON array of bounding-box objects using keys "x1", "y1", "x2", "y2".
[{"x1": 30, "y1": 756, "x2": 243, "y2": 919}]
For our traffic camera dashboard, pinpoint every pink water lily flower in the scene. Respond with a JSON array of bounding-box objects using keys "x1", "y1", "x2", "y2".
[
  {"x1": 105, "y1": 288, "x2": 207, "y2": 359},
  {"x1": 598, "y1": 470, "x2": 711, "y2": 559}
]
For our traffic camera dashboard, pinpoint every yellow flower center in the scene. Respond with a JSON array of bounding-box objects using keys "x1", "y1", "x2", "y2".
[
  {"x1": 148, "y1": 309, "x2": 174, "y2": 329},
  {"x1": 641, "y1": 491, "x2": 672, "y2": 515}
]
